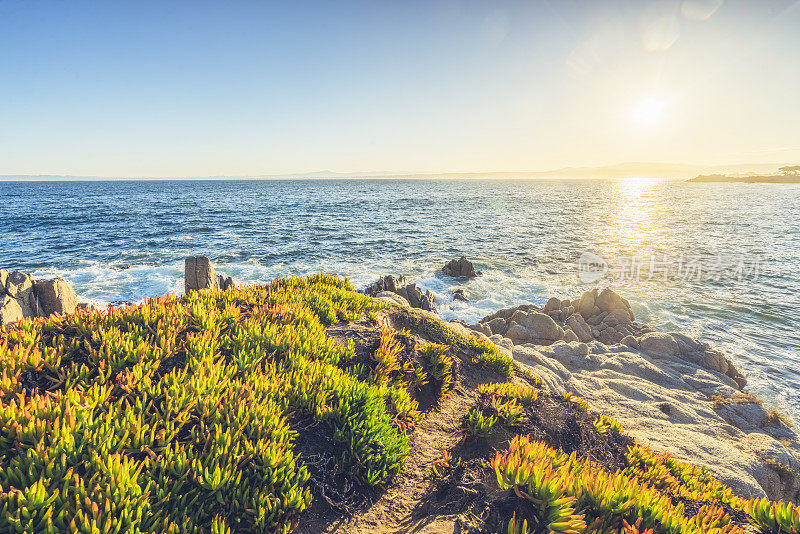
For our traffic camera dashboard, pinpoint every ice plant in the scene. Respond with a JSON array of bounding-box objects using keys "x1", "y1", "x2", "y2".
[{"x1": 0, "y1": 275, "x2": 415, "y2": 533}]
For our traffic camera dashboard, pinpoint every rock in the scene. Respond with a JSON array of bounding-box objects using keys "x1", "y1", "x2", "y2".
[
  {"x1": 470, "y1": 322, "x2": 492, "y2": 337},
  {"x1": 543, "y1": 297, "x2": 561, "y2": 313},
  {"x1": 670, "y1": 332, "x2": 707, "y2": 354},
  {"x1": 621, "y1": 335, "x2": 639, "y2": 348},
  {"x1": 6, "y1": 271, "x2": 38, "y2": 318},
  {"x1": 0, "y1": 269, "x2": 7, "y2": 293},
  {"x1": 452, "y1": 288, "x2": 469, "y2": 302},
  {"x1": 366, "y1": 275, "x2": 407, "y2": 295},
  {"x1": 489, "y1": 334, "x2": 514, "y2": 354},
  {"x1": 420, "y1": 290, "x2": 436, "y2": 312},
  {"x1": 743, "y1": 433, "x2": 800, "y2": 502},
  {"x1": 565, "y1": 314, "x2": 593, "y2": 342},
  {"x1": 185, "y1": 257, "x2": 220, "y2": 293},
  {"x1": 403, "y1": 284, "x2": 435, "y2": 311},
  {"x1": 520, "y1": 312, "x2": 564, "y2": 341},
  {"x1": 486, "y1": 317, "x2": 508, "y2": 336},
  {"x1": 367, "y1": 275, "x2": 435, "y2": 312},
  {"x1": 0, "y1": 295, "x2": 24, "y2": 327},
  {"x1": 562, "y1": 329, "x2": 580, "y2": 343},
  {"x1": 218, "y1": 275, "x2": 235, "y2": 291},
  {"x1": 638, "y1": 332, "x2": 680, "y2": 358},
  {"x1": 576, "y1": 289, "x2": 598, "y2": 318},
  {"x1": 375, "y1": 291, "x2": 411, "y2": 308},
  {"x1": 607, "y1": 308, "x2": 633, "y2": 324},
  {"x1": 506, "y1": 323, "x2": 532, "y2": 343},
  {"x1": 34, "y1": 278, "x2": 78, "y2": 316},
  {"x1": 598, "y1": 327, "x2": 625, "y2": 345},
  {"x1": 441, "y1": 256, "x2": 479, "y2": 278},
  {"x1": 512, "y1": 345, "x2": 572, "y2": 383},
  {"x1": 509, "y1": 310, "x2": 528, "y2": 324},
  {"x1": 596, "y1": 288, "x2": 634, "y2": 320}
]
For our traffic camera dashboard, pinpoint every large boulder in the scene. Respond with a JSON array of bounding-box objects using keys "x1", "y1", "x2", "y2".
[
  {"x1": 441, "y1": 256, "x2": 479, "y2": 278},
  {"x1": 575, "y1": 289, "x2": 598, "y2": 318},
  {"x1": 596, "y1": 288, "x2": 634, "y2": 321},
  {"x1": 0, "y1": 269, "x2": 8, "y2": 292},
  {"x1": 185, "y1": 256, "x2": 231, "y2": 293},
  {"x1": 5, "y1": 271, "x2": 38, "y2": 317},
  {"x1": 34, "y1": 278, "x2": 78, "y2": 316},
  {"x1": 0, "y1": 295, "x2": 23, "y2": 327},
  {"x1": 520, "y1": 312, "x2": 564, "y2": 341}
]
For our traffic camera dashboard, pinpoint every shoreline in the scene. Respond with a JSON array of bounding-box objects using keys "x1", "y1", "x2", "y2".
[
  {"x1": 3, "y1": 259, "x2": 799, "y2": 503},
  {"x1": 372, "y1": 277, "x2": 800, "y2": 502}
]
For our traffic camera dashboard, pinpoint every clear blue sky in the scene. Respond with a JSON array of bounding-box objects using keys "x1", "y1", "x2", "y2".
[{"x1": 2, "y1": 0, "x2": 799, "y2": 177}]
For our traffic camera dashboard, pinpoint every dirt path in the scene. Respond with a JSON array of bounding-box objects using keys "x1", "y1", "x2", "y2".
[{"x1": 299, "y1": 309, "x2": 494, "y2": 534}]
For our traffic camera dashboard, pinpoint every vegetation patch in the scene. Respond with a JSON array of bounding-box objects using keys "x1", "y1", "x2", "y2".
[
  {"x1": 0, "y1": 275, "x2": 409, "y2": 532},
  {"x1": 2, "y1": 275, "x2": 798, "y2": 534}
]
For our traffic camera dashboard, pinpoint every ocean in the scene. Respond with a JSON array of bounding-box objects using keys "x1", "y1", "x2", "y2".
[{"x1": 2, "y1": 178, "x2": 799, "y2": 423}]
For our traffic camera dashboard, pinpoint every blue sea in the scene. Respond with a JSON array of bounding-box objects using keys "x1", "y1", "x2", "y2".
[{"x1": 1, "y1": 178, "x2": 799, "y2": 423}]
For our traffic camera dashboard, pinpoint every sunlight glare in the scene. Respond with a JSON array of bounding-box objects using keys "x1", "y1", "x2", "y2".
[{"x1": 632, "y1": 97, "x2": 667, "y2": 128}]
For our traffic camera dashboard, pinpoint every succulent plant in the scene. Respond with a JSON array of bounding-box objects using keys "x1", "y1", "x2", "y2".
[
  {"x1": 0, "y1": 275, "x2": 409, "y2": 533},
  {"x1": 593, "y1": 414, "x2": 623, "y2": 434}
]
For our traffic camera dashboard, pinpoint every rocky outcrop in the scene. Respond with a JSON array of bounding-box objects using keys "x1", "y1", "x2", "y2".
[
  {"x1": 467, "y1": 286, "x2": 793, "y2": 501},
  {"x1": 469, "y1": 286, "x2": 746, "y2": 389},
  {"x1": 452, "y1": 288, "x2": 469, "y2": 302},
  {"x1": 35, "y1": 278, "x2": 78, "y2": 316},
  {"x1": 441, "y1": 256, "x2": 480, "y2": 278},
  {"x1": 511, "y1": 339, "x2": 799, "y2": 502},
  {"x1": 365, "y1": 275, "x2": 435, "y2": 312},
  {"x1": 0, "y1": 269, "x2": 79, "y2": 328},
  {"x1": 184, "y1": 257, "x2": 234, "y2": 294}
]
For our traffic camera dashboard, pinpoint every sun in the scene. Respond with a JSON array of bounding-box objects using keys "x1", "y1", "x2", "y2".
[{"x1": 632, "y1": 96, "x2": 667, "y2": 128}]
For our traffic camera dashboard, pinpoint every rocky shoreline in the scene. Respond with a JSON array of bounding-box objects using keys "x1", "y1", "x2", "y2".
[
  {"x1": 2, "y1": 256, "x2": 798, "y2": 503},
  {"x1": 367, "y1": 257, "x2": 799, "y2": 503}
]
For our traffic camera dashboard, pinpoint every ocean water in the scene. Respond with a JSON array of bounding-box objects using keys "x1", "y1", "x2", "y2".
[{"x1": 1, "y1": 179, "x2": 799, "y2": 423}]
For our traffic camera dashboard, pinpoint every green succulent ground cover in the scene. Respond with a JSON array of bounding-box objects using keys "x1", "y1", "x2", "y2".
[{"x1": 0, "y1": 275, "x2": 420, "y2": 533}]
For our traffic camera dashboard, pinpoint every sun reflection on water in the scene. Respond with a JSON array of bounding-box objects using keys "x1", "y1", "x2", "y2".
[{"x1": 599, "y1": 178, "x2": 662, "y2": 261}]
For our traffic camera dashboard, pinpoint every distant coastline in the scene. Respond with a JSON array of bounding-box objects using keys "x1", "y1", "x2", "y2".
[
  {"x1": 689, "y1": 166, "x2": 800, "y2": 183},
  {"x1": 688, "y1": 174, "x2": 800, "y2": 183}
]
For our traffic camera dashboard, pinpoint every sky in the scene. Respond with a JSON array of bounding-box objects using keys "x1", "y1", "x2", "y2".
[{"x1": 1, "y1": 0, "x2": 799, "y2": 177}]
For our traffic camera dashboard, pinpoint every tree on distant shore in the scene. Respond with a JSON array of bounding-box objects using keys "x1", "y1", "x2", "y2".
[{"x1": 778, "y1": 165, "x2": 800, "y2": 176}]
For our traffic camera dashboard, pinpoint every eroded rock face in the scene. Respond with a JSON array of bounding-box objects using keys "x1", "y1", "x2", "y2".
[
  {"x1": 6, "y1": 271, "x2": 38, "y2": 318},
  {"x1": 509, "y1": 339, "x2": 800, "y2": 502},
  {"x1": 35, "y1": 278, "x2": 78, "y2": 316},
  {"x1": 185, "y1": 256, "x2": 218, "y2": 293},
  {"x1": 0, "y1": 295, "x2": 23, "y2": 327},
  {"x1": 0, "y1": 270, "x2": 83, "y2": 328},
  {"x1": 441, "y1": 256, "x2": 479, "y2": 278},
  {"x1": 184, "y1": 257, "x2": 235, "y2": 294},
  {"x1": 467, "y1": 286, "x2": 795, "y2": 501}
]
